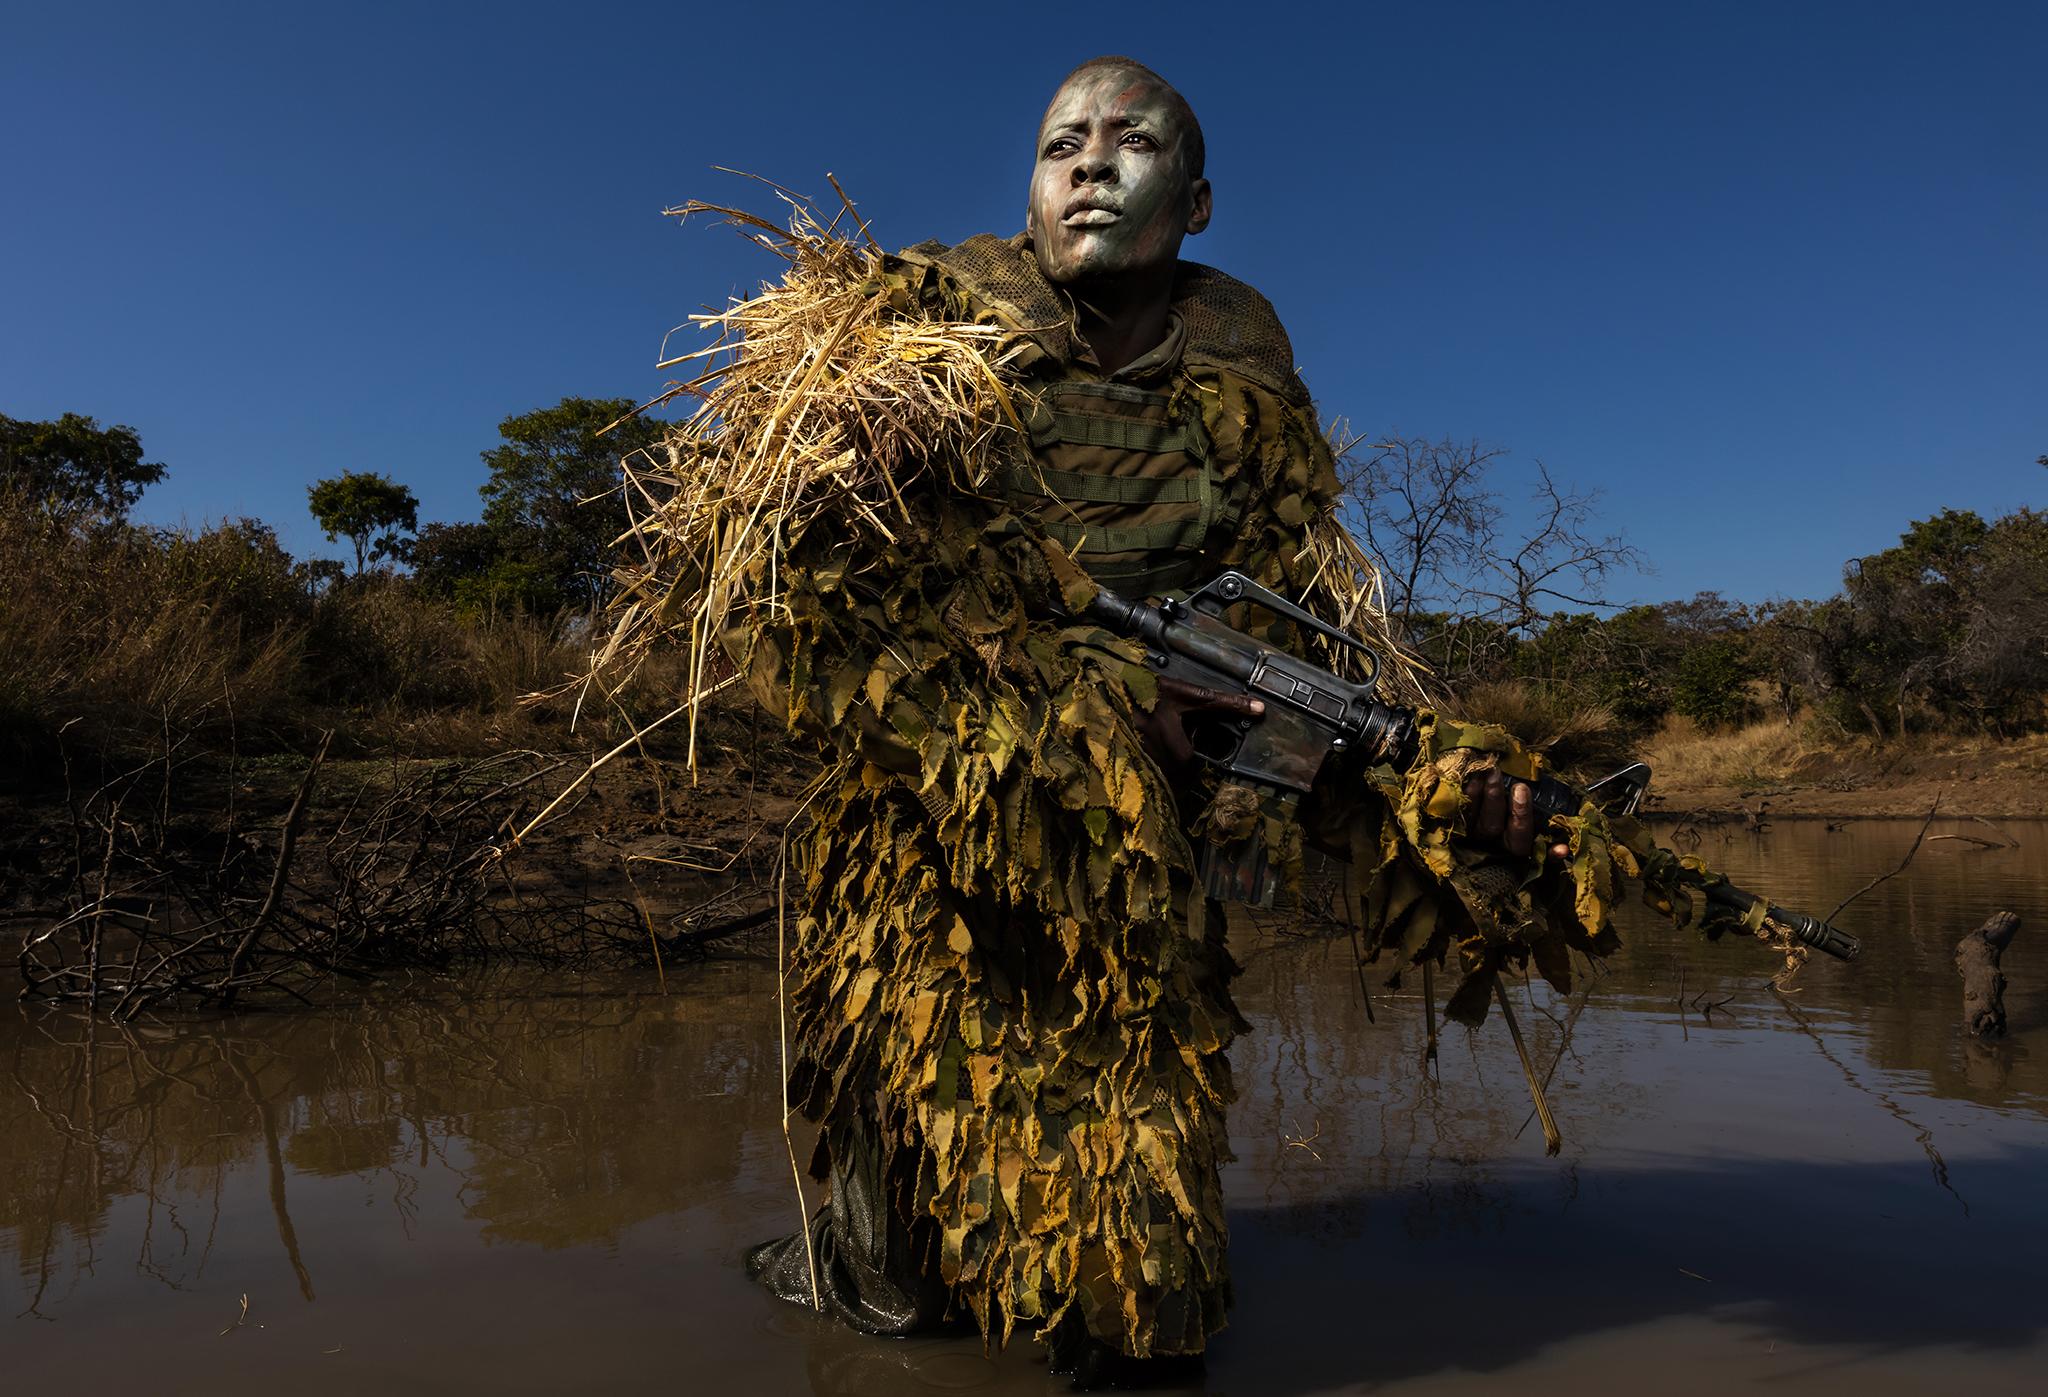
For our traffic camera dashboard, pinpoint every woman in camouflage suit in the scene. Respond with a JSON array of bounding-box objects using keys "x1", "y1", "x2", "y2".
[{"x1": 742, "y1": 57, "x2": 1579, "y2": 1370}]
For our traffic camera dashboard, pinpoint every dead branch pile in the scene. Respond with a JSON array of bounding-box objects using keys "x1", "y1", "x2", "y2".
[{"x1": 9, "y1": 738, "x2": 767, "y2": 1018}]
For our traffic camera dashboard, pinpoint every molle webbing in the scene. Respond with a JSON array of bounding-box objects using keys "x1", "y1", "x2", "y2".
[{"x1": 1006, "y1": 380, "x2": 1243, "y2": 598}]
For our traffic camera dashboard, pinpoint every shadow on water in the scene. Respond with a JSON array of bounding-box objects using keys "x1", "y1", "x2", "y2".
[
  {"x1": 3, "y1": 819, "x2": 2046, "y2": 1393},
  {"x1": 1225, "y1": 1151, "x2": 2048, "y2": 1395}
]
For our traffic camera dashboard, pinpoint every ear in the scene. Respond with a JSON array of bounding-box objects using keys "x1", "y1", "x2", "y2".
[{"x1": 1185, "y1": 177, "x2": 1212, "y2": 236}]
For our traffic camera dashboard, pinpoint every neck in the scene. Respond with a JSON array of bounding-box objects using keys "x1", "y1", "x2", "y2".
[{"x1": 1066, "y1": 262, "x2": 1176, "y2": 375}]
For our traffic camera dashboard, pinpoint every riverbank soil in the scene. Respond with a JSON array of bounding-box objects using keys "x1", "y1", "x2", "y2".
[{"x1": 1640, "y1": 724, "x2": 2048, "y2": 820}]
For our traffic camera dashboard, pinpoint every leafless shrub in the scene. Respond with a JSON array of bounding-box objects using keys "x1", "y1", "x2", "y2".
[{"x1": 1331, "y1": 431, "x2": 1644, "y2": 683}]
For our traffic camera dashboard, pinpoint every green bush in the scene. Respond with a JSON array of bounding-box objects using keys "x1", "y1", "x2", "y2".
[{"x1": 1672, "y1": 637, "x2": 1759, "y2": 730}]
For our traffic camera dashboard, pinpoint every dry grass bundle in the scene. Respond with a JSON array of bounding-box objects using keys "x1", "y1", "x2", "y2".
[
  {"x1": 1299, "y1": 512, "x2": 1431, "y2": 705},
  {"x1": 594, "y1": 188, "x2": 1033, "y2": 764}
]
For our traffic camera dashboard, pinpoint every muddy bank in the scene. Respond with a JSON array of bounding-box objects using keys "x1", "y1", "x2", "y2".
[
  {"x1": 1642, "y1": 733, "x2": 2048, "y2": 821},
  {"x1": 0, "y1": 703, "x2": 814, "y2": 1011}
]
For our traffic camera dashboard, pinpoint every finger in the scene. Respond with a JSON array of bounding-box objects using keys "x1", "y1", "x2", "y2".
[
  {"x1": 1195, "y1": 692, "x2": 1265, "y2": 720},
  {"x1": 1550, "y1": 841, "x2": 1570, "y2": 862},
  {"x1": 1505, "y1": 779, "x2": 1535, "y2": 858},
  {"x1": 1155, "y1": 676, "x2": 1265, "y2": 719},
  {"x1": 1477, "y1": 769, "x2": 1508, "y2": 840}
]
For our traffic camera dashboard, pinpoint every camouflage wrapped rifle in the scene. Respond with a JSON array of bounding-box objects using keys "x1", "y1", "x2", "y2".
[{"x1": 1082, "y1": 568, "x2": 1863, "y2": 963}]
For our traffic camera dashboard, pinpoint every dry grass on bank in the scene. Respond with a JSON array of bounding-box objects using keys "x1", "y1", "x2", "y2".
[
  {"x1": 1639, "y1": 716, "x2": 2048, "y2": 817},
  {"x1": 0, "y1": 494, "x2": 692, "y2": 768},
  {"x1": 1450, "y1": 678, "x2": 1626, "y2": 772},
  {"x1": 1640, "y1": 714, "x2": 1845, "y2": 792}
]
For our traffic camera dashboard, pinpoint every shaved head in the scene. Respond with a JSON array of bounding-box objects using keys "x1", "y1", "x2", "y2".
[{"x1": 1045, "y1": 56, "x2": 1205, "y2": 181}]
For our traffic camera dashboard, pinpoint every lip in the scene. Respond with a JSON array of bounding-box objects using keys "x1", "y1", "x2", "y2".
[{"x1": 1062, "y1": 197, "x2": 1121, "y2": 228}]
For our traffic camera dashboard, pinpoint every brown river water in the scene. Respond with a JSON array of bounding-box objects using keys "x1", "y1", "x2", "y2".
[{"x1": 6, "y1": 818, "x2": 2047, "y2": 1394}]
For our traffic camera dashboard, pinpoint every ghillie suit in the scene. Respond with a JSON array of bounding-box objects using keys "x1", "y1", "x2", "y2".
[{"x1": 601, "y1": 199, "x2": 1792, "y2": 1358}]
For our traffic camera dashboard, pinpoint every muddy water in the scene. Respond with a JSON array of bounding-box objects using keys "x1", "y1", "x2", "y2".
[{"x1": 5, "y1": 819, "x2": 2046, "y2": 1395}]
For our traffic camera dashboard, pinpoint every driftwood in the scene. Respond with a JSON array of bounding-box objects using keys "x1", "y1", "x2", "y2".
[{"x1": 1955, "y1": 911, "x2": 2022, "y2": 1037}]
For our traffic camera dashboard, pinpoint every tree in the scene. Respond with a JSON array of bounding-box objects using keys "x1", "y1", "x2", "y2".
[
  {"x1": 477, "y1": 397, "x2": 666, "y2": 609},
  {"x1": 1336, "y1": 432, "x2": 1503, "y2": 627},
  {"x1": 1672, "y1": 636, "x2": 1759, "y2": 730},
  {"x1": 0, "y1": 412, "x2": 166, "y2": 517},
  {"x1": 1336, "y1": 431, "x2": 1642, "y2": 682},
  {"x1": 409, "y1": 521, "x2": 500, "y2": 599},
  {"x1": 1771, "y1": 507, "x2": 2048, "y2": 736},
  {"x1": 307, "y1": 471, "x2": 418, "y2": 575}
]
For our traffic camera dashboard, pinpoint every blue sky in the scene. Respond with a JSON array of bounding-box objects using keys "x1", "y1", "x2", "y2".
[{"x1": 4, "y1": 1, "x2": 2041, "y2": 606}]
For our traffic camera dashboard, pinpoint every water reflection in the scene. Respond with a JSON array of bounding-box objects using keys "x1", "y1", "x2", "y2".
[
  {"x1": 4, "y1": 966, "x2": 772, "y2": 1320},
  {"x1": 4, "y1": 821, "x2": 2046, "y2": 1394}
]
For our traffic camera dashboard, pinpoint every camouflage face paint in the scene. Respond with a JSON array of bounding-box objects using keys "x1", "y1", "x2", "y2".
[{"x1": 1026, "y1": 67, "x2": 1211, "y2": 288}]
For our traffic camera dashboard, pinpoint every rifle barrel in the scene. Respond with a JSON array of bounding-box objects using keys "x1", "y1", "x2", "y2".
[{"x1": 1703, "y1": 881, "x2": 1861, "y2": 961}]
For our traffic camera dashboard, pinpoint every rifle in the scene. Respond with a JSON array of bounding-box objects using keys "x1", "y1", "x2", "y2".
[{"x1": 1082, "y1": 569, "x2": 1861, "y2": 962}]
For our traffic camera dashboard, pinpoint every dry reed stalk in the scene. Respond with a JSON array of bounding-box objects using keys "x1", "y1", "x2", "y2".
[
  {"x1": 1495, "y1": 979, "x2": 1562, "y2": 1155},
  {"x1": 775, "y1": 829, "x2": 822, "y2": 1310},
  {"x1": 1301, "y1": 513, "x2": 1430, "y2": 705}
]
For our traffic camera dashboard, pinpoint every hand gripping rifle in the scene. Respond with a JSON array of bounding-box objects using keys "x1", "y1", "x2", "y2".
[{"x1": 1082, "y1": 570, "x2": 1860, "y2": 962}]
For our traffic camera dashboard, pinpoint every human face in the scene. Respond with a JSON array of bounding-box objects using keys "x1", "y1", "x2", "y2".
[{"x1": 1026, "y1": 67, "x2": 1211, "y2": 287}]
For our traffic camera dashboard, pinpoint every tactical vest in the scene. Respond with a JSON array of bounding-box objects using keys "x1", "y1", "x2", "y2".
[
  {"x1": 893, "y1": 233, "x2": 1314, "y2": 601},
  {"x1": 1007, "y1": 377, "x2": 1243, "y2": 599}
]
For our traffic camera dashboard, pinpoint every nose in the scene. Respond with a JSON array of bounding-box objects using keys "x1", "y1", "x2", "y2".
[{"x1": 1072, "y1": 138, "x2": 1118, "y2": 185}]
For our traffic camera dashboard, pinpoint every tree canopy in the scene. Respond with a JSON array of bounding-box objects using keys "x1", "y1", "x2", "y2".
[
  {"x1": 476, "y1": 397, "x2": 666, "y2": 610},
  {"x1": 1779, "y1": 506, "x2": 2048, "y2": 735},
  {"x1": 0, "y1": 412, "x2": 166, "y2": 518},
  {"x1": 307, "y1": 471, "x2": 419, "y2": 574}
]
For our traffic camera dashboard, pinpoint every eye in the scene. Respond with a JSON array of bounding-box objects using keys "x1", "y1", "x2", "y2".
[
  {"x1": 1121, "y1": 131, "x2": 1157, "y2": 151},
  {"x1": 1044, "y1": 136, "x2": 1078, "y2": 158}
]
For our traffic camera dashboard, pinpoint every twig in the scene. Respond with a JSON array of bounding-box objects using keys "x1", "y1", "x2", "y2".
[
  {"x1": 1282, "y1": 1120, "x2": 1324, "y2": 1162},
  {"x1": 1926, "y1": 833, "x2": 2005, "y2": 850},
  {"x1": 1496, "y1": 980, "x2": 1561, "y2": 1155},
  {"x1": 219, "y1": 732, "x2": 330, "y2": 1004},
  {"x1": 1419, "y1": 958, "x2": 1439, "y2": 1073},
  {"x1": 1827, "y1": 793, "x2": 1941, "y2": 924},
  {"x1": 774, "y1": 831, "x2": 821, "y2": 1311},
  {"x1": 1347, "y1": 927, "x2": 1375, "y2": 1023},
  {"x1": 620, "y1": 856, "x2": 667, "y2": 996},
  {"x1": 502, "y1": 702, "x2": 695, "y2": 851},
  {"x1": 1772, "y1": 986, "x2": 1969, "y2": 1216},
  {"x1": 1515, "y1": 978, "x2": 1592, "y2": 1140},
  {"x1": 1970, "y1": 815, "x2": 2020, "y2": 848},
  {"x1": 218, "y1": 1292, "x2": 251, "y2": 1336},
  {"x1": 667, "y1": 903, "x2": 777, "y2": 950}
]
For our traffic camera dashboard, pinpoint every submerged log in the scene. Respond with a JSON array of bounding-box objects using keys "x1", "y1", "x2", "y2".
[{"x1": 1956, "y1": 911, "x2": 2022, "y2": 1037}]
